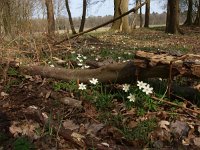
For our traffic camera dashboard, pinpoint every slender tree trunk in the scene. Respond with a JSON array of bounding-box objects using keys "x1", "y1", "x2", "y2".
[
  {"x1": 65, "y1": 0, "x2": 77, "y2": 34},
  {"x1": 1, "y1": 0, "x2": 12, "y2": 36},
  {"x1": 144, "y1": 0, "x2": 150, "y2": 27},
  {"x1": 184, "y1": 0, "x2": 193, "y2": 25},
  {"x1": 139, "y1": 0, "x2": 143, "y2": 27},
  {"x1": 165, "y1": 0, "x2": 179, "y2": 34},
  {"x1": 111, "y1": 0, "x2": 130, "y2": 32},
  {"x1": 111, "y1": 0, "x2": 122, "y2": 31},
  {"x1": 45, "y1": 0, "x2": 55, "y2": 36},
  {"x1": 194, "y1": 0, "x2": 200, "y2": 26},
  {"x1": 79, "y1": 0, "x2": 87, "y2": 32},
  {"x1": 131, "y1": 0, "x2": 139, "y2": 30}
]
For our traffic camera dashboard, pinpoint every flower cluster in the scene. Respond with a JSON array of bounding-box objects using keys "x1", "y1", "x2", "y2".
[
  {"x1": 137, "y1": 81, "x2": 153, "y2": 95},
  {"x1": 76, "y1": 54, "x2": 89, "y2": 69},
  {"x1": 122, "y1": 84, "x2": 136, "y2": 102},
  {"x1": 78, "y1": 78, "x2": 153, "y2": 104},
  {"x1": 121, "y1": 81, "x2": 153, "y2": 103},
  {"x1": 78, "y1": 78, "x2": 99, "y2": 90}
]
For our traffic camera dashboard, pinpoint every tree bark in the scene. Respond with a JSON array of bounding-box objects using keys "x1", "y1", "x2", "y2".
[
  {"x1": 111, "y1": 0, "x2": 131, "y2": 32},
  {"x1": 194, "y1": 0, "x2": 200, "y2": 26},
  {"x1": 184, "y1": 0, "x2": 193, "y2": 25},
  {"x1": 144, "y1": 0, "x2": 150, "y2": 27},
  {"x1": 165, "y1": 0, "x2": 179, "y2": 34},
  {"x1": 79, "y1": 0, "x2": 87, "y2": 32},
  {"x1": 131, "y1": 0, "x2": 139, "y2": 30},
  {"x1": 45, "y1": 0, "x2": 55, "y2": 36},
  {"x1": 65, "y1": 0, "x2": 77, "y2": 34},
  {"x1": 1, "y1": 0, "x2": 12, "y2": 36}
]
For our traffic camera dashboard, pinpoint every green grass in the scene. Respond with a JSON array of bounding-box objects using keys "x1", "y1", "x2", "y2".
[
  {"x1": 53, "y1": 80, "x2": 77, "y2": 92},
  {"x1": 122, "y1": 118, "x2": 157, "y2": 142},
  {"x1": 0, "y1": 132, "x2": 9, "y2": 143},
  {"x1": 13, "y1": 137, "x2": 35, "y2": 150}
]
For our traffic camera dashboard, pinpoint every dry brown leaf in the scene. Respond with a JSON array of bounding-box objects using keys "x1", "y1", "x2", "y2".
[
  {"x1": 63, "y1": 119, "x2": 79, "y2": 131},
  {"x1": 158, "y1": 120, "x2": 170, "y2": 131},
  {"x1": 0, "y1": 92, "x2": 9, "y2": 97},
  {"x1": 86, "y1": 123, "x2": 104, "y2": 136},
  {"x1": 45, "y1": 90, "x2": 51, "y2": 99},
  {"x1": 193, "y1": 137, "x2": 200, "y2": 147},
  {"x1": 9, "y1": 121, "x2": 40, "y2": 139},
  {"x1": 128, "y1": 120, "x2": 138, "y2": 128},
  {"x1": 170, "y1": 120, "x2": 190, "y2": 137}
]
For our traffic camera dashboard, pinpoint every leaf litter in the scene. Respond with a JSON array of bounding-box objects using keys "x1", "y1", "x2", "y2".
[{"x1": 0, "y1": 26, "x2": 200, "y2": 149}]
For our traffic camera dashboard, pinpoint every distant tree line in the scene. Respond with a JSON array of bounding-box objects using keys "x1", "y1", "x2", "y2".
[{"x1": 30, "y1": 12, "x2": 180, "y2": 33}]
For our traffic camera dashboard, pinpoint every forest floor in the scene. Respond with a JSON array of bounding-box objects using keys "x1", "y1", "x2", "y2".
[{"x1": 0, "y1": 26, "x2": 200, "y2": 149}]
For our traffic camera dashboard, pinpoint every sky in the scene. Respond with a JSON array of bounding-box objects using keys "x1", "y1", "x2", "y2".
[{"x1": 68, "y1": 0, "x2": 166, "y2": 18}]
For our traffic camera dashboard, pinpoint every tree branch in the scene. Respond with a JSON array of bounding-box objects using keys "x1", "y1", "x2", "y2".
[{"x1": 53, "y1": 1, "x2": 147, "y2": 46}]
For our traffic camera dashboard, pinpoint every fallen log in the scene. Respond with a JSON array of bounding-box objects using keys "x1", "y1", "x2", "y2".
[{"x1": 1, "y1": 51, "x2": 200, "y2": 83}]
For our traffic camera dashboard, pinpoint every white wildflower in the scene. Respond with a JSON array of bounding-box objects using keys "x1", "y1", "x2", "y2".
[
  {"x1": 89, "y1": 78, "x2": 98, "y2": 85},
  {"x1": 77, "y1": 54, "x2": 82, "y2": 57},
  {"x1": 127, "y1": 93, "x2": 136, "y2": 102},
  {"x1": 142, "y1": 84, "x2": 153, "y2": 95},
  {"x1": 84, "y1": 65, "x2": 90, "y2": 69},
  {"x1": 83, "y1": 56, "x2": 87, "y2": 60},
  {"x1": 50, "y1": 64, "x2": 54, "y2": 67},
  {"x1": 29, "y1": 105, "x2": 38, "y2": 110},
  {"x1": 77, "y1": 63, "x2": 83, "y2": 66},
  {"x1": 77, "y1": 57, "x2": 83, "y2": 62},
  {"x1": 137, "y1": 81, "x2": 147, "y2": 90},
  {"x1": 122, "y1": 84, "x2": 130, "y2": 92},
  {"x1": 78, "y1": 83, "x2": 87, "y2": 90},
  {"x1": 71, "y1": 51, "x2": 75, "y2": 54},
  {"x1": 95, "y1": 58, "x2": 99, "y2": 61}
]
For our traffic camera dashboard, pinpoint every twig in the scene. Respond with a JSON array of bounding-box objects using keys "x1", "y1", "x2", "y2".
[
  {"x1": 171, "y1": 93, "x2": 196, "y2": 108},
  {"x1": 151, "y1": 96, "x2": 200, "y2": 115}
]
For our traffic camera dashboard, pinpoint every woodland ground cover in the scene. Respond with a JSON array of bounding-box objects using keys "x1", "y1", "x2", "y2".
[{"x1": 0, "y1": 26, "x2": 200, "y2": 149}]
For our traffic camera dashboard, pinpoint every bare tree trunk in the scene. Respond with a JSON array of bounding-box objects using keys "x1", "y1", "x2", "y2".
[
  {"x1": 79, "y1": 0, "x2": 87, "y2": 32},
  {"x1": 165, "y1": 0, "x2": 179, "y2": 34},
  {"x1": 139, "y1": 0, "x2": 143, "y2": 27},
  {"x1": 194, "y1": 0, "x2": 200, "y2": 26},
  {"x1": 1, "y1": 0, "x2": 12, "y2": 36},
  {"x1": 111, "y1": 0, "x2": 122, "y2": 31},
  {"x1": 144, "y1": 0, "x2": 150, "y2": 27},
  {"x1": 184, "y1": 0, "x2": 193, "y2": 25},
  {"x1": 111, "y1": 0, "x2": 130, "y2": 32},
  {"x1": 45, "y1": 0, "x2": 55, "y2": 36},
  {"x1": 65, "y1": 0, "x2": 77, "y2": 34},
  {"x1": 131, "y1": 0, "x2": 139, "y2": 30}
]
